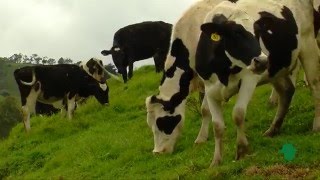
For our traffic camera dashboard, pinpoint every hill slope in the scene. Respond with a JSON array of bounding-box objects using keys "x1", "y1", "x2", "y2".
[
  {"x1": 0, "y1": 66, "x2": 319, "y2": 179},
  {"x1": 0, "y1": 60, "x2": 27, "y2": 98}
]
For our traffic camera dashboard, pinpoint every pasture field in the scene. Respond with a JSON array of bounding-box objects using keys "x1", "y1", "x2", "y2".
[{"x1": 0, "y1": 66, "x2": 319, "y2": 179}]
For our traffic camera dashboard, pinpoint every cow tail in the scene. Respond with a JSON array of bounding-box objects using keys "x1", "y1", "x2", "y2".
[{"x1": 20, "y1": 70, "x2": 36, "y2": 86}]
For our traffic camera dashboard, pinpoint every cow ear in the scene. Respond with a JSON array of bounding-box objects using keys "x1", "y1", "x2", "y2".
[
  {"x1": 101, "y1": 50, "x2": 111, "y2": 56},
  {"x1": 200, "y1": 23, "x2": 224, "y2": 42}
]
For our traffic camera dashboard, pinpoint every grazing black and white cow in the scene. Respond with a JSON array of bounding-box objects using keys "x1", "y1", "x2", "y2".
[
  {"x1": 14, "y1": 64, "x2": 109, "y2": 132},
  {"x1": 146, "y1": 0, "x2": 320, "y2": 167},
  {"x1": 101, "y1": 21, "x2": 172, "y2": 83},
  {"x1": 34, "y1": 58, "x2": 109, "y2": 116},
  {"x1": 146, "y1": 0, "x2": 228, "y2": 155}
]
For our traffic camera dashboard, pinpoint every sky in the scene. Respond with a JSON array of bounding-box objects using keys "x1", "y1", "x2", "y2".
[{"x1": 0, "y1": 0, "x2": 195, "y2": 67}]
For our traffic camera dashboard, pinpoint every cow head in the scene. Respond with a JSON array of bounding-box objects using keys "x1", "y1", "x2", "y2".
[
  {"x1": 145, "y1": 96, "x2": 185, "y2": 154},
  {"x1": 146, "y1": 38, "x2": 193, "y2": 154},
  {"x1": 101, "y1": 46, "x2": 128, "y2": 83},
  {"x1": 93, "y1": 82, "x2": 109, "y2": 105},
  {"x1": 200, "y1": 20, "x2": 266, "y2": 71},
  {"x1": 81, "y1": 58, "x2": 107, "y2": 83}
]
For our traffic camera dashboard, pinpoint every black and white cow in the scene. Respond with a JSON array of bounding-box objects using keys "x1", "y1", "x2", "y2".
[
  {"x1": 146, "y1": 0, "x2": 228, "y2": 155},
  {"x1": 34, "y1": 58, "x2": 109, "y2": 116},
  {"x1": 14, "y1": 64, "x2": 109, "y2": 132},
  {"x1": 268, "y1": 0, "x2": 320, "y2": 105},
  {"x1": 146, "y1": 0, "x2": 320, "y2": 167},
  {"x1": 101, "y1": 21, "x2": 172, "y2": 83}
]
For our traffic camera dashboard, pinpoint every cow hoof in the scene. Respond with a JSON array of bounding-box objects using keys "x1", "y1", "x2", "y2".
[
  {"x1": 312, "y1": 125, "x2": 320, "y2": 132},
  {"x1": 210, "y1": 157, "x2": 222, "y2": 167},
  {"x1": 313, "y1": 119, "x2": 320, "y2": 132},
  {"x1": 263, "y1": 128, "x2": 278, "y2": 137},
  {"x1": 236, "y1": 144, "x2": 249, "y2": 160},
  {"x1": 194, "y1": 136, "x2": 208, "y2": 144}
]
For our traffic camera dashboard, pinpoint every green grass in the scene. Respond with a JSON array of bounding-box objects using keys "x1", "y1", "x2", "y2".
[{"x1": 0, "y1": 66, "x2": 319, "y2": 179}]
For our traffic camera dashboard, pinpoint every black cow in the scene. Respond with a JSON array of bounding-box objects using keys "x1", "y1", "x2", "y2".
[
  {"x1": 14, "y1": 64, "x2": 109, "y2": 132},
  {"x1": 101, "y1": 21, "x2": 172, "y2": 83}
]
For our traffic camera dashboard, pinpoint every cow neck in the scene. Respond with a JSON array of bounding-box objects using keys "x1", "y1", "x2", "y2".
[{"x1": 155, "y1": 39, "x2": 193, "y2": 114}]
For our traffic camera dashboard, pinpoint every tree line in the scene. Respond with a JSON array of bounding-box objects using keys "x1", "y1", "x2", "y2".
[
  {"x1": 1, "y1": 53, "x2": 118, "y2": 76},
  {"x1": 3, "y1": 53, "x2": 74, "y2": 65}
]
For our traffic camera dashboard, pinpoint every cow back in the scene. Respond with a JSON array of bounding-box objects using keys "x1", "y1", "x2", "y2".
[{"x1": 113, "y1": 21, "x2": 172, "y2": 60}]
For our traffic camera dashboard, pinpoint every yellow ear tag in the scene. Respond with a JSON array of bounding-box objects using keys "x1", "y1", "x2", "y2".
[{"x1": 211, "y1": 33, "x2": 221, "y2": 41}]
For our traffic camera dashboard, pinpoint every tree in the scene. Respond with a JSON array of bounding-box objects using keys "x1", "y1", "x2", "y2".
[
  {"x1": 0, "y1": 60, "x2": 5, "y2": 79},
  {"x1": 42, "y1": 56, "x2": 48, "y2": 65},
  {"x1": 104, "y1": 63, "x2": 118, "y2": 79},
  {"x1": 58, "y1": 57, "x2": 65, "y2": 64},
  {"x1": 105, "y1": 63, "x2": 117, "y2": 74},
  {"x1": 28, "y1": 54, "x2": 37, "y2": 64},
  {"x1": 2, "y1": 57, "x2": 9, "y2": 61},
  {"x1": 32, "y1": 54, "x2": 42, "y2": 64},
  {"x1": 23, "y1": 55, "x2": 30, "y2": 64},
  {"x1": 58, "y1": 57, "x2": 73, "y2": 64},
  {"x1": 8, "y1": 53, "x2": 23, "y2": 63},
  {"x1": 64, "y1": 58, "x2": 73, "y2": 64},
  {"x1": 0, "y1": 96, "x2": 23, "y2": 138},
  {"x1": 47, "y1": 58, "x2": 56, "y2": 65}
]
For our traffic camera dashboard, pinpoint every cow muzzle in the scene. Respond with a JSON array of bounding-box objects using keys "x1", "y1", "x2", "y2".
[
  {"x1": 247, "y1": 56, "x2": 268, "y2": 74},
  {"x1": 152, "y1": 146, "x2": 174, "y2": 154}
]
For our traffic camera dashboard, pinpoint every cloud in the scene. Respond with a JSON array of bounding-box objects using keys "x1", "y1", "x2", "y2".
[{"x1": 0, "y1": 0, "x2": 195, "y2": 66}]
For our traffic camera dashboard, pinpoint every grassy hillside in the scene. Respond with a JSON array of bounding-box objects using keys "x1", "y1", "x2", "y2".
[
  {"x1": 0, "y1": 66, "x2": 319, "y2": 179},
  {"x1": 0, "y1": 60, "x2": 26, "y2": 98}
]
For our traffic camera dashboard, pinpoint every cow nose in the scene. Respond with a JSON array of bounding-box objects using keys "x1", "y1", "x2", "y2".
[
  {"x1": 153, "y1": 151, "x2": 164, "y2": 155},
  {"x1": 152, "y1": 148, "x2": 168, "y2": 155},
  {"x1": 105, "y1": 103, "x2": 109, "y2": 106}
]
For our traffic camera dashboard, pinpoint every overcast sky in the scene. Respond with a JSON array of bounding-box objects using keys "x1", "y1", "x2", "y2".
[{"x1": 0, "y1": 0, "x2": 195, "y2": 66}]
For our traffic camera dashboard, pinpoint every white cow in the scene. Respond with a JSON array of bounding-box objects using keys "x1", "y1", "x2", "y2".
[{"x1": 146, "y1": 0, "x2": 320, "y2": 167}]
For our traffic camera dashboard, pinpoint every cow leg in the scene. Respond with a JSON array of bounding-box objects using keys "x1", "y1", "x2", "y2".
[
  {"x1": 153, "y1": 51, "x2": 166, "y2": 72},
  {"x1": 128, "y1": 62, "x2": 133, "y2": 79},
  {"x1": 299, "y1": 36, "x2": 320, "y2": 131},
  {"x1": 195, "y1": 93, "x2": 211, "y2": 144},
  {"x1": 208, "y1": 99, "x2": 224, "y2": 167},
  {"x1": 67, "y1": 94, "x2": 76, "y2": 120},
  {"x1": 122, "y1": 67, "x2": 128, "y2": 83},
  {"x1": 59, "y1": 97, "x2": 67, "y2": 117},
  {"x1": 206, "y1": 85, "x2": 224, "y2": 166},
  {"x1": 22, "y1": 85, "x2": 40, "y2": 132},
  {"x1": 233, "y1": 76, "x2": 258, "y2": 160},
  {"x1": 264, "y1": 76, "x2": 295, "y2": 137},
  {"x1": 268, "y1": 61, "x2": 300, "y2": 106}
]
